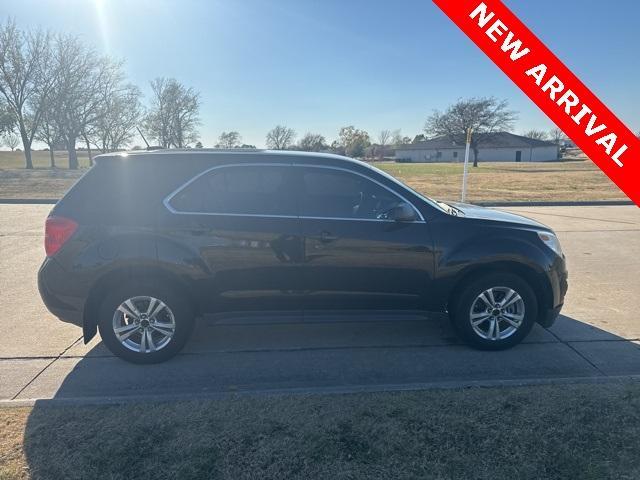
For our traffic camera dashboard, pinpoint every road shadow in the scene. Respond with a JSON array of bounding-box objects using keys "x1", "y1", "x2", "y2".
[
  {"x1": 19, "y1": 312, "x2": 640, "y2": 401},
  {"x1": 21, "y1": 313, "x2": 640, "y2": 477}
]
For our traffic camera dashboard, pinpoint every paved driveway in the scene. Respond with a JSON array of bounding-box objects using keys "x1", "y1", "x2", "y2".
[{"x1": 1, "y1": 204, "x2": 639, "y2": 402}]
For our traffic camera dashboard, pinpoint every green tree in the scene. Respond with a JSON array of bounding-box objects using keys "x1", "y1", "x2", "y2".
[{"x1": 337, "y1": 125, "x2": 370, "y2": 158}]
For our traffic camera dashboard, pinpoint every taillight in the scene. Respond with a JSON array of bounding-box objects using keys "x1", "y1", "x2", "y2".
[{"x1": 45, "y1": 216, "x2": 78, "y2": 256}]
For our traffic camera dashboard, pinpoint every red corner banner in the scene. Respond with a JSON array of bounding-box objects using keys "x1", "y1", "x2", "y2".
[{"x1": 432, "y1": 0, "x2": 640, "y2": 206}]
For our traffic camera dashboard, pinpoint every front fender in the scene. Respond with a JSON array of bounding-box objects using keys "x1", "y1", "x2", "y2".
[
  {"x1": 430, "y1": 224, "x2": 555, "y2": 310},
  {"x1": 440, "y1": 233, "x2": 552, "y2": 277}
]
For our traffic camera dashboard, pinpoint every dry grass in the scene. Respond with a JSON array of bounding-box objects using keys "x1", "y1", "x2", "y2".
[
  {"x1": 376, "y1": 160, "x2": 626, "y2": 202},
  {"x1": 0, "y1": 151, "x2": 627, "y2": 202},
  {"x1": 1, "y1": 382, "x2": 640, "y2": 480},
  {"x1": 0, "y1": 151, "x2": 92, "y2": 170},
  {"x1": 0, "y1": 151, "x2": 90, "y2": 200}
]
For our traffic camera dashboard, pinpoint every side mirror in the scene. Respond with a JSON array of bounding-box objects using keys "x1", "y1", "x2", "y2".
[{"x1": 388, "y1": 202, "x2": 417, "y2": 222}]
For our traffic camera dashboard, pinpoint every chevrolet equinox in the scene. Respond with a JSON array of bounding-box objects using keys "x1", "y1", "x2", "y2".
[{"x1": 38, "y1": 150, "x2": 568, "y2": 363}]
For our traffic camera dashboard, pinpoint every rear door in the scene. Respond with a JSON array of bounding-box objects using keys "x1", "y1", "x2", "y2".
[
  {"x1": 295, "y1": 165, "x2": 434, "y2": 311},
  {"x1": 161, "y1": 163, "x2": 303, "y2": 313}
]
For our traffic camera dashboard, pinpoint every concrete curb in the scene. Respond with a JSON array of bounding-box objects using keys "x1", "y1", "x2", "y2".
[
  {"x1": 0, "y1": 198, "x2": 57, "y2": 204},
  {"x1": 2, "y1": 374, "x2": 640, "y2": 408},
  {"x1": 0, "y1": 199, "x2": 634, "y2": 207},
  {"x1": 476, "y1": 200, "x2": 634, "y2": 207}
]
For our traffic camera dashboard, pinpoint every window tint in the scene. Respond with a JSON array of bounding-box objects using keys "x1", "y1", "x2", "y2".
[
  {"x1": 300, "y1": 168, "x2": 405, "y2": 220},
  {"x1": 169, "y1": 165, "x2": 295, "y2": 216}
]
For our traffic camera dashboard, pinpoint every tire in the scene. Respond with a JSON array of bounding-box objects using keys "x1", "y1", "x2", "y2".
[
  {"x1": 97, "y1": 280, "x2": 195, "y2": 364},
  {"x1": 450, "y1": 272, "x2": 538, "y2": 350}
]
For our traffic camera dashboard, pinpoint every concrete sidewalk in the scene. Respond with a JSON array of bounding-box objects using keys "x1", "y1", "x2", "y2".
[{"x1": 1, "y1": 205, "x2": 639, "y2": 402}]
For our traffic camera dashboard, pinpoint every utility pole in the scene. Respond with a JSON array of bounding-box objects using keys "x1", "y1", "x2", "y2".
[{"x1": 461, "y1": 128, "x2": 473, "y2": 203}]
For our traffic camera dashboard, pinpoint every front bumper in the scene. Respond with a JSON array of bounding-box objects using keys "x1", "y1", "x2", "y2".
[
  {"x1": 538, "y1": 254, "x2": 568, "y2": 328},
  {"x1": 538, "y1": 303, "x2": 563, "y2": 328}
]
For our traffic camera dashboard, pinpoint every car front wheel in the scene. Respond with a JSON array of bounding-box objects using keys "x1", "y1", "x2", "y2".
[
  {"x1": 97, "y1": 280, "x2": 194, "y2": 363},
  {"x1": 451, "y1": 273, "x2": 538, "y2": 350}
]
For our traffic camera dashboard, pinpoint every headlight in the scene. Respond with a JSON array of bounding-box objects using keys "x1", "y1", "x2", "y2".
[{"x1": 537, "y1": 231, "x2": 563, "y2": 256}]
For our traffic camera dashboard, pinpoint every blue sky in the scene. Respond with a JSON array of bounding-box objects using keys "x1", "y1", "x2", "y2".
[{"x1": 2, "y1": 0, "x2": 638, "y2": 147}]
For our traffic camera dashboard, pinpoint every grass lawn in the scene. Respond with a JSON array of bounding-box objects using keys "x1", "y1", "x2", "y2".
[
  {"x1": 0, "y1": 151, "x2": 91, "y2": 200},
  {"x1": 0, "y1": 150, "x2": 93, "y2": 170},
  {"x1": 375, "y1": 160, "x2": 625, "y2": 202},
  {"x1": 0, "y1": 150, "x2": 627, "y2": 202},
  {"x1": 1, "y1": 382, "x2": 640, "y2": 480}
]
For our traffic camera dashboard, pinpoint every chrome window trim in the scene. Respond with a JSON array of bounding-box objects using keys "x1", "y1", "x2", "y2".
[{"x1": 163, "y1": 162, "x2": 425, "y2": 223}]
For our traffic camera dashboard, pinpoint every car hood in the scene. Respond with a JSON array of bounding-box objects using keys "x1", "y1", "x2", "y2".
[{"x1": 448, "y1": 202, "x2": 550, "y2": 230}]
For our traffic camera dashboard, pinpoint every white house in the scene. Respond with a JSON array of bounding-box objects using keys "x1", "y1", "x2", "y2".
[{"x1": 394, "y1": 132, "x2": 559, "y2": 163}]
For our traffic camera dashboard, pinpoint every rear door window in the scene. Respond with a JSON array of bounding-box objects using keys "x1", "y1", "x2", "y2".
[{"x1": 167, "y1": 165, "x2": 296, "y2": 217}]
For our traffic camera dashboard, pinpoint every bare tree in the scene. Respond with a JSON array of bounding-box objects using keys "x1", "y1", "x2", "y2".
[
  {"x1": 34, "y1": 104, "x2": 62, "y2": 167},
  {"x1": 216, "y1": 131, "x2": 241, "y2": 148},
  {"x1": 522, "y1": 129, "x2": 549, "y2": 141},
  {"x1": 0, "y1": 100, "x2": 14, "y2": 134},
  {"x1": 298, "y1": 132, "x2": 327, "y2": 152},
  {"x1": 376, "y1": 129, "x2": 392, "y2": 159},
  {"x1": 144, "y1": 77, "x2": 200, "y2": 149},
  {"x1": 424, "y1": 97, "x2": 517, "y2": 167},
  {"x1": 549, "y1": 128, "x2": 567, "y2": 146},
  {"x1": 92, "y1": 83, "x2": 141, "y2": 152},
  {"x1": 378, "y1": 129, "x2": 391, "y2": 146},
  {"x1": 266, "y1": 125, "x2": 296, "y2": 150},
  {"x1": 49, "y1": 35, "x2": 124, "y2": 169},
  {"x1": 0, "y1": 20, "x2": 54, "y2": 168},
  {"x1": 2, "y1": 131, "x2": 19, "y2": 150},
  {"x1": 391, "y1": 129, "x2": 410, "y2": 146}
]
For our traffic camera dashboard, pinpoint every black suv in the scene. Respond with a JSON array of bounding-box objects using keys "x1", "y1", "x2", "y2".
[{"x1": 38, "y1": 150, "x2": 568, "y2": 363}]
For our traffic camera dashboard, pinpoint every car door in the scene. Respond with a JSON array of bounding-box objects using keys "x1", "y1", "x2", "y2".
[
  {"x1": 295, "y1": 165, "x2": 435, "y2": 311},
  {"x1": 160, "y1": 163, "x2": 304, "y2": 313}
]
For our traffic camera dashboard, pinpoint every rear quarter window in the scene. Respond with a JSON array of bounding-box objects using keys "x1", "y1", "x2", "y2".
[{"x1": 54, "y1": 160, "x2": 186, "y2": 224}]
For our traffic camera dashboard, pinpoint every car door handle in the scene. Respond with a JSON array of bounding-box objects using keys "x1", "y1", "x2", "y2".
[{"x1": 310, "y1": 231, "x2": 339, "y2": 244}]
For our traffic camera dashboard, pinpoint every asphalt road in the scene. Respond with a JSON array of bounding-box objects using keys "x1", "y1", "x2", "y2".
[{"x1": 1, "y1": 204, "x2": 639, "y2": 403}]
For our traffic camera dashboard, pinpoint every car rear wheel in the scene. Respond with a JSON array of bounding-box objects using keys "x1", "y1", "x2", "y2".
[
  {"x1": 451, "y1": 273, "x2": 537, "y2": 350},
  {"x1": 98, "y1": 281, "x2": 194, "y2": 363}
]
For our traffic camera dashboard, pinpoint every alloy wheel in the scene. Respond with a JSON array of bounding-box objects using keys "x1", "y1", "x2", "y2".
[
  {"x1": 469, "y1": 286, "x2": 525, "y2": 341},
  {"x1": 112, "y1": 296, "x2": 176, "y2": 353}
]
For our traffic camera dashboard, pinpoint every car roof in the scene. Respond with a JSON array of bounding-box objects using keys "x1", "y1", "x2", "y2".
[
  {"x1": 92, "y1": 149, "x2": 389, "y2": 186},
  {"x1": 95, "y1": 149, "x2": 363, "y2": 165}
]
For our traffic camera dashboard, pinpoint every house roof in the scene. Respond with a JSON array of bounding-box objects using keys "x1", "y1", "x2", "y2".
[{"x1": 395, "y1": 132, "x2": 557, "y2": 150}]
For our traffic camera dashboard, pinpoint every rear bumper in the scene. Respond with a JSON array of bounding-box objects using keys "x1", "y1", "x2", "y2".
[{"x1": 38, "y1": 257, "x2": 85, "y2": 327}]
